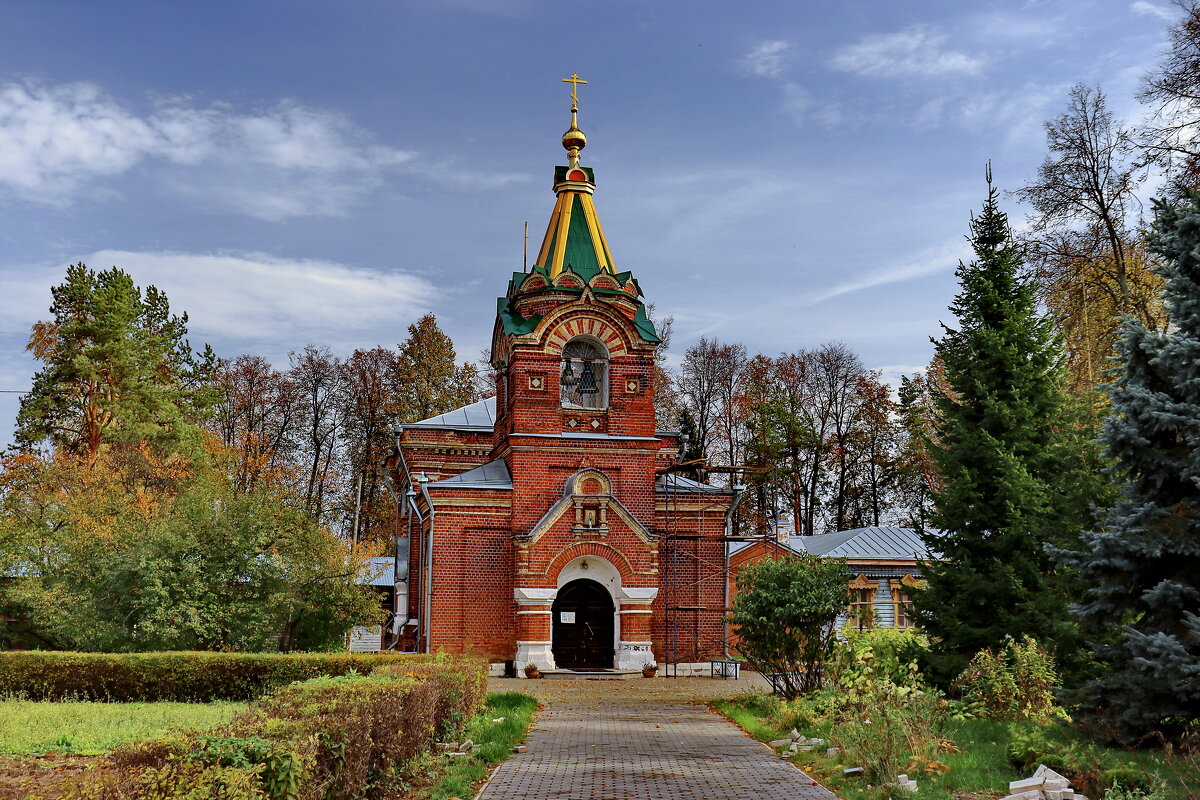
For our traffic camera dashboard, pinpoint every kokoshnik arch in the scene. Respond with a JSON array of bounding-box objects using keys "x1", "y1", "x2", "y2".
[{"x1": 389, "y1": 76, "x2": 737, "y2": 674}]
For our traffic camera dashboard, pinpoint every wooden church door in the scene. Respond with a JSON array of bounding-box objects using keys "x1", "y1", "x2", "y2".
[{"x1": 551, "y1": 579, "x2": 615, "y2": 669}]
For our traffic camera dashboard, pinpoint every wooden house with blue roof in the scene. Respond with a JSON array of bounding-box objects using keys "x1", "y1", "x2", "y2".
[{"x1": 729, "y1": 526, "x2": 936, "y2": 632}]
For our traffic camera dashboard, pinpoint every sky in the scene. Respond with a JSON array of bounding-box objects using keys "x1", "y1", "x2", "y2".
[{"x1": 0, "y1": 0, "x2": 1183, "y2": 446}]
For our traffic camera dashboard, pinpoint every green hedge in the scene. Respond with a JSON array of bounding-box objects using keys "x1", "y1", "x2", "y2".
[
  {"x1": 60, "y1": 654, "x2": 490, "y2": 800},
  {"x1": 0, "y1": 651, "x2": 455, "y2": 702}
]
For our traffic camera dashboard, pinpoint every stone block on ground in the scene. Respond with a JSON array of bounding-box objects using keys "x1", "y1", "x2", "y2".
[
  {"x1": 1010, "y1": 776, "x2": 1046, "y2": 793},
  {"x1": 768, "y1": 739, "x2": 791, "y2": 749},
  {"x1": 789, "y1": 728, "x2": 802, "y2": 741}
]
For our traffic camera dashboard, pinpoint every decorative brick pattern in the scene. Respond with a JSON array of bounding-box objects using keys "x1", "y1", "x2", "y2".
[{"x1": 395, "y1": 255, "x2": 735, "y2": 664}]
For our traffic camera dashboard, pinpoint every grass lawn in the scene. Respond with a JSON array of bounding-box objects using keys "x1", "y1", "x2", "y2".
[
  {"x1": 0, "y1": 699, "x2": 246, "y2": 756},
  {"x1": 419, "y1": 691, "x2": 539, "y2": 800},
  {"x1": 713, "y1": 696, "x2": 1199, "y2": 800}
]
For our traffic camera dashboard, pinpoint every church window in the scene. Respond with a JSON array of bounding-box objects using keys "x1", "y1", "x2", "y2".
[{"x1": 560, "y1": 339, "x2": 608, "y2": 409}]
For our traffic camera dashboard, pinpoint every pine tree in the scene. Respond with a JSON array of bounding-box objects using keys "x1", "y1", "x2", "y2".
[
  {"x1": 912, "y1": 172, "x2": 1088, "y2": 682},
  {"x1": 1062, "y1": 191, "x2": 1200, "y2": 740},
  {"x1": 16, "y1": 263, "x2": 215, "y2": 465}
]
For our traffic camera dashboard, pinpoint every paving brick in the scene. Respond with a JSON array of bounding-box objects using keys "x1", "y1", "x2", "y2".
[{"x1": 478, "y1": 677, "x2": 839, "y2": 800}]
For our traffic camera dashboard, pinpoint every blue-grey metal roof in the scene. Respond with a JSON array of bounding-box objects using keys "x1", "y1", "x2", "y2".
[
  {"x1": 361, "y1": 557, "x2": 394, "y2": 587},
  {"x1": 728, "y1": 527, "x2": 937, "y2": 561},
  {"x1": 427, "y1": 458, "x2": 513, "y2": 490},
  {"x1": 658, "y1": 473, "x2": 734, "y2": 494},
  {"x1": 402, "y1": 397, "x2": 496, "y2": 431},
  {"x1": 797, "y1": 527, "x2": 935, "y2": 560}
]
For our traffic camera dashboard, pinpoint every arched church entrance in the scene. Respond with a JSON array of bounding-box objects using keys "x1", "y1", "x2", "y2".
[{"x1": 551, "y1": 578, "x2": 615, "y2": 669}]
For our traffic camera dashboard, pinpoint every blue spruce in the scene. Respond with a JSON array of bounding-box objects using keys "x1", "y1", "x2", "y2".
[{"x1": 1065, "y1": 192, "x2": 1200, "y2": 740}]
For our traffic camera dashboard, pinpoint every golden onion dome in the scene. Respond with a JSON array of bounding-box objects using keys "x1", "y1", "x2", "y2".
[{"x1": 562, "y1": 123, "x2": 587, "y2": 151}]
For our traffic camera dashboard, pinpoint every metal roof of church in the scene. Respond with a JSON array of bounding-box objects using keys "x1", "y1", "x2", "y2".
[
  {"x1": 427, "y1": 458, "x2": 512, "y2": 490},
  {"x1": 402, "y1": 396, "x2": 496, "y2": 432},
  {"x1": 659, "y1": 473, "x2": 734, "y2": 494}
]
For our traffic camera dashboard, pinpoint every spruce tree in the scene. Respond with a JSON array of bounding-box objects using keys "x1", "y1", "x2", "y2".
[
  {"x1": 912, "y1": 173, "x2": 1086, "y2": 682},
  {"x1": 1062, "y1": 192, "x2": 1200, "y2": 740}
]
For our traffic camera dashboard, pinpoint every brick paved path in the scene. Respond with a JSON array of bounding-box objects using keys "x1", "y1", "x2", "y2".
[{"x1": 478, "y1": 676, "x2": 838, "y2": 800}]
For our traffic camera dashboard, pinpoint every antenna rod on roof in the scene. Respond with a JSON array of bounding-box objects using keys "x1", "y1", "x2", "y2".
[{"x1": 523, "y1": 221, "x2": 528, "y2": 271}]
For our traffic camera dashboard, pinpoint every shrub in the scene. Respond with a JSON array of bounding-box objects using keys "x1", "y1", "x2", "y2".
[
  {"x1": 954, "y1": 636, "x2": 1064, "y2": 722},
  {"x1": 730, "y1": 553, "x2": 851, "y2": 699},
  {"x1": 1007, "y1": 726, "x2": 1076, "y2": 774},
  {"x1": 829, "y1": 627, "x2": 930, "y2": 691},
  {"x1": 61, "y1": 761, "x2": 270, "y2": 800},
  {"x1": 1101, "y1": 769, "x2": 1163, "y2": 798},
  {"x1": 54, "y1": 654, "x2": 488, "y2": 800},
  {"x1": 831, "y1": 659, "x2": 951, "y2": 782},
  {"x1": 0, "y1": 651, "x2": 455, "y2": 702}
]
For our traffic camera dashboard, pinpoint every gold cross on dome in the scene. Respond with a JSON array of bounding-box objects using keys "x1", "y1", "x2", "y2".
[{"x1": 562, "y1": 73, "x2": 587, "y2": 107}]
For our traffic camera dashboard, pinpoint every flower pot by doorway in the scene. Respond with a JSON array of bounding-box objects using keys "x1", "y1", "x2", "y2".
[
  {"x1": 642, "y1": 662, "x2": 658, "y2": 678},
  {"x1": 523, "y1": 663, "x2": 542, "y2": 679}
]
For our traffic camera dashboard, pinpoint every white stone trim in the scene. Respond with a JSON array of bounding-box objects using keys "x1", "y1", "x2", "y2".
[
  {"x1": 513, "y1": 587, "x2": 557, "y2": 605},
  {"x1": 616, "y1": 586, "x2": 658, "y2": 604},
  {"x1": 616, "y1": 640, "x2": 655, "y2": 670},
  {"x1": 516, "y1": 639, "x2": 555, "y2": 671}
]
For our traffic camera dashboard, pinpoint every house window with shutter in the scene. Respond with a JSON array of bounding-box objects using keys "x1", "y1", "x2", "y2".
[
  {"x1": 888, "y1": 574, "x2": 924, "y2": 630},
  {"x1": 846, "y1": 574, "x2": 877, "y2": 630}
]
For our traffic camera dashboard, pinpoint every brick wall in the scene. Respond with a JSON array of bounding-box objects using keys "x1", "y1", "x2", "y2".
[{"x1": 394, "y1": 280, "x2": 735, "y2": 666}]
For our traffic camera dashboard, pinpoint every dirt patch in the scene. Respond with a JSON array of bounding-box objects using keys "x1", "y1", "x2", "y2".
[
  {"x1": 0, "y1": 754, "x2": 105, "y2": 800},
  {"x1": 952, "y1": 791, "x2": 1005, "y2": 800}
]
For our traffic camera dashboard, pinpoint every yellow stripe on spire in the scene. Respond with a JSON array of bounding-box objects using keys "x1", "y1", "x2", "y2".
[
  {"x1": 535, "y1": 192, "x2": 568, "y2": 269},
  {"x1": 579, "y1": 193, "x2": 615, "y2": 272},
  {"x1": 550, "y1": 191, "x2": 574, "y2": 275}
]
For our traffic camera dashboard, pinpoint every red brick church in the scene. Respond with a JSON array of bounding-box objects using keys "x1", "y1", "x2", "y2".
[{"x1": 390, "y1": 81, "x2": 736, "y2": 674}]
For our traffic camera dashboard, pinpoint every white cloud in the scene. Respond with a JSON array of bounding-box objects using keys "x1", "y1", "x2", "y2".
[
  {"x1": 954, "y1": 80, "x2": 1066, "y2": 149},
  {"x1": 85, "y1": 250, "x2": 438, "y2": 352},
  {"x1": 1, "y1": 251, "x2": 439, "y2": 362},
  {"x1": 1130, "y1": 1, "x2": 1177, "y2": 22},
  {"x1": 806, "y1": 237, "x2": 970, "y2": 306},
  {"x1": 738, "y1": 41, "x2": 822, "y2": 127},
  {"x1": 0, "y1": 81, "x2": 418, "y2": 220},
  {"x1": 741, "y1": 40, "x2": 792, "y2": 79},
  {"x1": 874, "y1": 364, "x2": 927, "y2": 391},
  {"x1": 831, "y1": 25, "x2": 984, "y2": 78}
]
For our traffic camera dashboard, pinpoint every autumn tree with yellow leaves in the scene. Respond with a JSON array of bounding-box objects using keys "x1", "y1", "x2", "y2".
[{"x1": 1, "y1": 264, "x2": 379, "y2": 652}]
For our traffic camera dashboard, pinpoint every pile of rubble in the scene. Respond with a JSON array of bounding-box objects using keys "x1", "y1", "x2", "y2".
[
  {"x1": 1001, "y1": 765, "x2": 1089, "y2": 800},
  {"x1": 769, "y1": 729, "x2": 827, "y2": 758},
  {"x1": 435, "y1": 738, "x2": 475, "y2": 758}
]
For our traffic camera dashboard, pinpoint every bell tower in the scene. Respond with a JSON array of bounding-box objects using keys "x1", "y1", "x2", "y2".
[
  {"x1": 490, "y1": 75, "x2": 661, "y2": 445},
  {"x1": 395, "y1": 77, "x2": 733, "y2": 674},
  {"x1": 489, "y1": 75, "x2": 668, "y2": 671}
]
